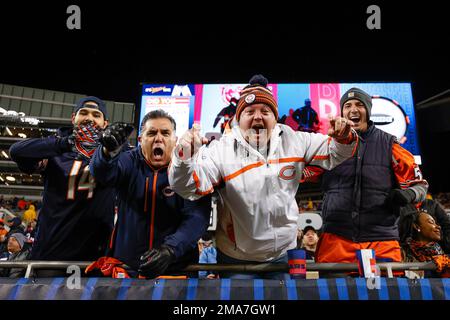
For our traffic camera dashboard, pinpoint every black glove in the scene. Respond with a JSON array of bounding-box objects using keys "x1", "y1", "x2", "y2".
[
  {"x1": 99, "y1": 122, "x2": 134, "y2": 152},
  {"x1": 138, "y1": 245, "x2": 176, "y2": 279},
  {"x1": 55, "y1": 126, "x2": 77, "y2": 153},
  {"x1": 389, "y1": 189, "x2": 416, "y2": 206}
]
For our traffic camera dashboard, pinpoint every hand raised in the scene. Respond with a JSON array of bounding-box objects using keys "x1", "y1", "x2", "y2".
[
  {"x1": 327, "y1": 116, "x2": 354, "y2": 142},
  {"x1": 175, "y1": 123, "x2": 208, "y2": 160}
]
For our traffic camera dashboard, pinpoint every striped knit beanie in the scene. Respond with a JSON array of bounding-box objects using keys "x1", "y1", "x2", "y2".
[{"x1": 236, "y1": 74, "x2": 278, "y2": 120}]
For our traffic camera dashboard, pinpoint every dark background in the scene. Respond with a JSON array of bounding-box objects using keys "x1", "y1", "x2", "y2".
[{"x1": 1, "y1": 2, "x2": 449, "y2": 192}]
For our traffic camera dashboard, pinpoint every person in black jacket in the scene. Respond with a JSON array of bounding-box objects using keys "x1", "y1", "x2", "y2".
[
  {"x1": 314, "y1": 88, "x2": 428, "y2": 264},
  {"x1": 0, "y1": 233, "x2": 30, "y2": 278},
  {"x1": 6, "y1": 217, "x2": 25, "y2": 236}
]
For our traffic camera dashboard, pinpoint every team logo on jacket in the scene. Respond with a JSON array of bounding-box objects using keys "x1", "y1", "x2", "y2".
[
  {"x1": 279, "y1": 165, "x2": 296, "y2": 180},
  {"x1": 163, "y1": 186, "x2": 175, "y2": 197}
]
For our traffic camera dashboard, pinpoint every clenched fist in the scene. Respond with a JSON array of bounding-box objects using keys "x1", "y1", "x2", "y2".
[
  {"x1": 175, "y1": 123, "x2": 209, "y2": 160},
  {"x1": 327, "y1": 116, "x2": 355, "y2": 143},
  {"x1": 99, "y1": 122, "x2": 134, "y2": 153}
]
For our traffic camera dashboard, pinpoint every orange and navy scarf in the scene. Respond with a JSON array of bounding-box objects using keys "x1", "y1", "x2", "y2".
[
  {"x1": 407, "y1": 238, "x2": 444, "y2": 262},
  {"x1": 407, "y1": 238, "x2": 450, "y2": 275}
]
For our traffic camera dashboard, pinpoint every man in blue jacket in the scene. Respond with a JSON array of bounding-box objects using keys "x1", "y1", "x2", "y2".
[{"x1": 90, "y1": 109, "x2": 211, "y2": 278}]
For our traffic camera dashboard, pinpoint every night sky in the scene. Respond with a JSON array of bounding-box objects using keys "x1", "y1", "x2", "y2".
[{"x1": 1, "y1": 2, "x2": 449, "y2": 191}]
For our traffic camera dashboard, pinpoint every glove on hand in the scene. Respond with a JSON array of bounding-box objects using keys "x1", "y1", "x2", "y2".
[
  {"x1": 99, "y1": 122, "x2": 134, "y2": 152},
  {"x1": 389, "y1": 189, "x2": 416, "y2": 206},
  {"x1": 138, "y1": 244, "x2": 176, "y2": 279},
  {"x1": 71, "y1": 121, "x2": 102, "y2": 159}
]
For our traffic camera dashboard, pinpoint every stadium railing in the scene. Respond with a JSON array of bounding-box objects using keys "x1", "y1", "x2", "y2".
[{"x1": 0, "y1": 261, "x2": 436, "y2": 278}]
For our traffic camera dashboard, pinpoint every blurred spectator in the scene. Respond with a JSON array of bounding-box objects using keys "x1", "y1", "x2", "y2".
[
  {"x1": 7, "y1": 217, "x2": 24, "y2": 235},
  {"x1": 306, "y1": 198, "x2": 314, "y2": 211},
  {"x1": 301, "y1": 226, "x2": 319, "y2": 261},
  {"x1": 0, "y1": 197, "x2": 43, "y2": 212},
  {"x1": 0, "y1": 219, "x2": 8, "y2": 256},
  {"x1": 198, "y1": 232, "x2": 218, "y2": 279},
  {"x1": 11, "y1": 197, "x2": 19, "y2": 209},
  {"x1": 435, "y1": 193, "x2": 450, "y2": 210},
  {"x1": 0, "y1": 219, "x2": 8, "y2": 239},
  {"x1": 22, "y1": 203, "x2": 37, "y2": 224},
  {"x1": 0, "y1": 233, "x2": 30, "y2": 278},
  {"x1": 296, "y1": 228, "x2": 303, "y2": 249},
  {"x1": 398, "y1": 209, "x2": 450, "y2": 277},
  {"x1": 25, "y1": 219, "x2": 37, "y2": 244},
  {"x1": 17, "y1": 198, "x2": 28, "y2": 211}
]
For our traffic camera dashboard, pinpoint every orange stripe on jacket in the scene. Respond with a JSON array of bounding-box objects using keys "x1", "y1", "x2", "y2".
[
  {"x1": 223, "y1": 161, "x2": 265, "y2": 182},
  {"x1": 312, "y1": 155, "x2": 329, "y2": 161},
  {"x1": 192, "y1": 171, "x2": 216, "y2": 195},
  {"x1": 223, "y1": 158, "x2": 305, "y2": 182},
  {"x1": 351, "y1": 133, "x2": 359, "y2": 157},
  {"x1": 268, "y1": 157, "x2": 305, "y2": 164},
  {"x1": 109, "y1": 224, "x2": 117, "y2": 250}
]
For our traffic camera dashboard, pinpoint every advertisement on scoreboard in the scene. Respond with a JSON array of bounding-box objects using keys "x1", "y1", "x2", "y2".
[
  {"x1": 140, "y1": 82, "x2": 420, "y2": 159},
  {"x1": 140, "y1": 84, "x2": 195, "y2": 135}
]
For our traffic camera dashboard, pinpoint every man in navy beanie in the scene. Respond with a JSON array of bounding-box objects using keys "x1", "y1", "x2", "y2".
[{"x1": 9, "y1": 96, "x2": 121, "y2": 276}]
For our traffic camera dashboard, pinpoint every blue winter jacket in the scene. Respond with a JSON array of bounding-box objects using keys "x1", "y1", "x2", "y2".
[{"x1": 90, "y1": 146, "x2": 211, "y2": 271}]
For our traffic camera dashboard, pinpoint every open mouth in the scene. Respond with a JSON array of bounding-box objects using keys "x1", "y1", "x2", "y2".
[
  {"x1": 153, "y1": 147, "x2": 164, "y2": 160},
  {"x1": 251, "y1": 124, "x2": 265, "y2": 134},
  {"x1": 349, "y1": 116, "x2": 360, "y2": 125},
  {"x1": 82, "y1": 120, "x2": 96, "y2": 127}
]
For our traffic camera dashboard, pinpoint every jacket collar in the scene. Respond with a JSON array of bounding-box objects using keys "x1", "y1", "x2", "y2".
[{"x1": 360, "y1": 120, "x2": 375, "y2": 140}]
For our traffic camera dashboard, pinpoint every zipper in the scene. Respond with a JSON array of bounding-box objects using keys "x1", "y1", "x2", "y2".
[
  {"x1": 149, "y1": 171, "x2": 158, "y2": 250},
  {"x1": 144, "y1": 177, "x2": 149, "y2": 212}
]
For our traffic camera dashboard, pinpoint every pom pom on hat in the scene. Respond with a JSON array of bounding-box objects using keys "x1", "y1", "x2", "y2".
[{"x1": 236, "y1": 74, "x2": 278, "y2": 120}]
